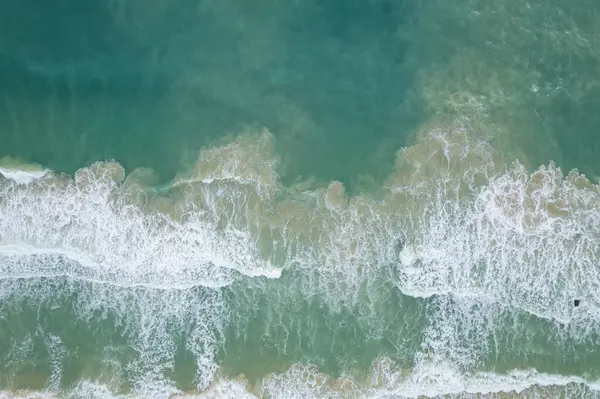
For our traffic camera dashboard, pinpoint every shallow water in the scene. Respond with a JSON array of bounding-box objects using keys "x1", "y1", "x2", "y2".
[{"x1": 1, "y1": 0, "x2": 600, "y2": 398}]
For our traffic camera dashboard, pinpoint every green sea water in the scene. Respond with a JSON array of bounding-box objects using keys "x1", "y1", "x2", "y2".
[{"x1": 1, "y1": 1, "x2": 600, "y2": 398}]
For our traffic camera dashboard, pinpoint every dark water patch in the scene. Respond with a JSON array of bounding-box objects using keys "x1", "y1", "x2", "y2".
[{"x1": 0, "y1": 0, "x2": 130, "y2": 62}]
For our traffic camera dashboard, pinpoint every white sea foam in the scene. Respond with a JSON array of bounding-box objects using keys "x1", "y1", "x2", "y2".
[
  {"x1": 372, "y1": 361, "x2": 600, "y2": 398},
  {"x1": 395, "y1": 155, "x2": 600, "y2": 324},
  {"x1": 259, "y1": 359, "x2": 600, "y2": 399},
  {"x1": 0, "y1": 162, "x2": 280, "y2": 289},
  {"x1": 1, "y1": 361, "x2": 597, "y2": 399},
  {"x1": 1, "y1": 278, "x2": 226, "y2": 394},
  {"x1": 0, "y1": 136, "x2": 285, "y2": 395},
  {"x1": 0, "y1": 167, "x2": 47, "y2": 185},
  {"x1": 2, "y1": 127, "x2": 600, "y2": 396}
]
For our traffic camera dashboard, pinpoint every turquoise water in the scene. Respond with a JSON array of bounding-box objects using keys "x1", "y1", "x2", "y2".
[
  {"x1": 1, "y1": 1, "x2": 600, "y2": 398},
  {"x1": 0, "y1": 0, "x2": 422, "y2": 189}
]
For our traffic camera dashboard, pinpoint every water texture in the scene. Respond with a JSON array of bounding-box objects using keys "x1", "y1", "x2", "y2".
[{"x1": 1, "y1": 0, "x2": 600, "y2": 398}]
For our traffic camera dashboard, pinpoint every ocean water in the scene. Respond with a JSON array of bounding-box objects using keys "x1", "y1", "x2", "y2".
[{"x1": 1, "y1": 1, "x2": 600, "y2": 398}]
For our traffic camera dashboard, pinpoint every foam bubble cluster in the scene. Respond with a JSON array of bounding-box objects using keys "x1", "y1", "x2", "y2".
[
  {"x1": 394, "y1": 129, "x2": 600, "y2": 323},
  {"x1": 0, "y1": 141, "x2": 281, "y2": 289}
]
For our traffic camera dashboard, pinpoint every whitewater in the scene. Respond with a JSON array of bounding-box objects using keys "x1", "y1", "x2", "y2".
[
  {"x1": 2, "y1": 120, "x2": 600, "y2": 398},
  {"x1": 2, "y1": 0, "x2": 600, "y2": 397}
]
